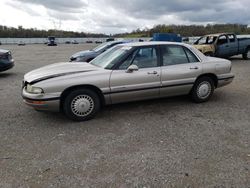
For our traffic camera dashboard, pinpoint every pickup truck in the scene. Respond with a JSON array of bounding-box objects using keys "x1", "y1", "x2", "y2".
[{"x1": 193, "y1": 33, "x2": 250, "y2": 59}]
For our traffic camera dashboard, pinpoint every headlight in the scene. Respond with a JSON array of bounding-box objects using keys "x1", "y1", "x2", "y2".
[{"x1": 26, "y1": 84, "x2": 43, "y2": 94}]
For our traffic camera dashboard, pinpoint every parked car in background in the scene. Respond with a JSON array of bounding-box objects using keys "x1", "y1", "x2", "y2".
[
  {"x1": 106, "y1": 38, "x2": 115, "y2": 42},
  {"x1": 152, "y1": 33, "x2": 182, "y2": 42},
  {"x1": 65, "y1": 41, "x2": 71, "y2": 44},
  {"x1": 95, "y1": 40, "x2": 102, "y2": 44},
  {"x1": 18, "y1": 41, "x2": 26, "y2": 46},
  {"x1": 0, "y1": 41, "x2": 2, "y2": 45},
  {"x1": 22, "y1": 42, "x2": 234, "y2": 121},
  {"x1": 193, "y1": 33, "x2": 250, "y2": 59},
  {"x1": 47, "y1": 36, "x2": 57, "y2": 46},
  {"x1": 0, "y1": 49, "x2": 14, "y2": 72},
  {"x1": 71, "y1": 40, "x2": 79, "y2": 44},
  {"x1": 70, "y1": 41, "x2": 127, "y2": 62}
]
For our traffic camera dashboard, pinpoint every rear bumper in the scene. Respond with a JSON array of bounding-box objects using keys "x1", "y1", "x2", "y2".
[
  {"x1": 217, "y1": 74, "x2": 234, "y2": 88},
  {"x1": 22, "y1": 88, "x2": 60, "y2": 112}
]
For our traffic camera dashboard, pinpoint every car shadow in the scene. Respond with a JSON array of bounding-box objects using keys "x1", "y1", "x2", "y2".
[
  {"x1": 229, "y1": 56, "x2": 246, "y2": 61},
  {"x1": 0, "y1": 72, "x2": 15, "y2": 78},
  {"x1": 27, "y1": 92, "x2": 225, "y2": 127}
]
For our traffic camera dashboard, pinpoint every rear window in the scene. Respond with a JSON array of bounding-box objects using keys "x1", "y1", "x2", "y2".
[{"x1": 161, "y1": 45, "x2": 189, "y2": 66}]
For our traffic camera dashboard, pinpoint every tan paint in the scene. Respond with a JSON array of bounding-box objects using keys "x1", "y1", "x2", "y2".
[{"x1": 193, "y1": 44, "x2": 215, "y2": 55}]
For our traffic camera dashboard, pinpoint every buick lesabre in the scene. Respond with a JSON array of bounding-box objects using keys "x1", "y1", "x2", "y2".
[{"x1": 22, "y1": 42, "x2": 234, "y2": 121}]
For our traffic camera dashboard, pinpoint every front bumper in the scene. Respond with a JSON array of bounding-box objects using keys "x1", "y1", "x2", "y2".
[
  {"x1": 22, "y1": 88, "x2": 60, "y2": 112},
  {"x1": 0, "y1": 60, "x2": 14, "y2": 72}
]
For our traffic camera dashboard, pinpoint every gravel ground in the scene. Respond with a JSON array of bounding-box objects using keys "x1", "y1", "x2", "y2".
[{"x1": 0, "y1": 44, "x2": 249, "y2": 188}]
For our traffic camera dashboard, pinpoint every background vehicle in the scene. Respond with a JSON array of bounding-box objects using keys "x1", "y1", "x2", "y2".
[
  {"x1": 193, "y1": 33, "x2": 250, "y2": 59},
  {"x1": 22, "y1": 42, "x2": 234, "y2": 121},
  {"x1": 0, "y1": 49, "x2": 14, "y2": 72},
  {"x1": 18, "y1": 41, "x2": 26, "y2": 46},
  {"x1": 71, "y1": 40, "x2": 79, "y2": 44},
  {"x1": 70, "y1": 41, "x2": 127, "y2": 62},
  {"x1": 106, "y1": 38, "x2": 115, "y2": 42},
  {"x1": 47, "y1": 36, "x2": 57, "y2": 46},
  {"x1": 152, "y1": 33, "x2": 182, "y2": 42},
  {"x1": 95, "y1": 40, "x2": 102, "y2": 44}
]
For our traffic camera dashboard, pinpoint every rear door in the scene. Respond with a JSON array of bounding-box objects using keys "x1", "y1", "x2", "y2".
[
  {"x1": 160, "y1": 45, "x2": 202, "y2": 97},
  {"x1": 109, "y1": 46, "x2": 161, "y2": 103}
]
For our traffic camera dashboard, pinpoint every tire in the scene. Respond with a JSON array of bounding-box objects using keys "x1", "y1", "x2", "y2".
[
  {"x1": 63, "y1": 89, "x2": 100, "y2": 121},
  {"x1": 242, "y1": 47, "x2": 250, "y2": 60},
  {"x1": 204, "y1": 52, "x2": 214, "y2": 57},
  {"x1": 191, "y1": 77, "x2": 215, "y2": 103}
]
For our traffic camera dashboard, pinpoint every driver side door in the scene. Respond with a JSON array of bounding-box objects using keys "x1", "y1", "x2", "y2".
[
  {"x1": 109, "y1": 46, "x2": 161, "y2": 104},
  {"x1": 215, "y1": 35, "x2": 230, "y2": 57}
]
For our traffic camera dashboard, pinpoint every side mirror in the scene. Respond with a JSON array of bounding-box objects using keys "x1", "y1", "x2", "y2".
[{"x1": 126, "y1": 65, "x2": 139, "y2": 73}]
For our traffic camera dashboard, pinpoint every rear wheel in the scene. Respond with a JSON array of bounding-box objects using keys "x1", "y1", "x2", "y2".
[
  {"x1": 191, "y1": 77, "x2": 215, "y2": 103},
  {"x1": 242, "y1": 47, "x2": 250, "y2": 60},
  {"x1": 63, "y1": 89, "x2": 100, "y2": 121}
]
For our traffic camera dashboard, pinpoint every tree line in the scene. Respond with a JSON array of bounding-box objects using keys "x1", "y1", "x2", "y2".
[
  {"x1": 0, "y1": 25, "x2": 108, "y2": 38},
  {"x1": 0, "y1": 24, "x2": 249, "y2": 38},
  {"x1": 114, "y1": 24, "x2": 250, "y2": 37}
]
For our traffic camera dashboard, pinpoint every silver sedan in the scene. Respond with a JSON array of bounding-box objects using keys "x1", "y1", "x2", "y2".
[{"x1": 22, "y1": 42, "x2": 234, "y2": 121}]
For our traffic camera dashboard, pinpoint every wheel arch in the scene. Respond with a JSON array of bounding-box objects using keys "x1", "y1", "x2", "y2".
[
  {"x1": 195, "y1": 73, "x2": 218, "y2": 88},
  {"x1": 59, "y1": 84, "x2": 105, "y2": 111}
]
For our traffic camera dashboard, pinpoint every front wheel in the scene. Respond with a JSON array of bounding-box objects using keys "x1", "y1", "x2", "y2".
[
  {"x1": 242, "y1": 47, "x2": 250, "y2": 60},
  {"x1": 63, "y1": 89, "x2": 100, "y2": 121},
  {"x1": 191, "y1": 77, "x2": 215, "y2": 103}
]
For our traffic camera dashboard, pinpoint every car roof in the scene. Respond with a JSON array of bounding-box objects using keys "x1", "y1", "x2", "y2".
[
  {"x1": 119, "y1": 41, "x2": 188, "y2": 47},
  {"x1": 204, "y1": 33, "x2": 234, "y2": 37}
]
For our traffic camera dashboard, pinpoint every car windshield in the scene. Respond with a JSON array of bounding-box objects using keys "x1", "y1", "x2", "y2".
[
  {"x1": 195, "y1": 36, "x2": 217, "y2": 45},
  {"x1": 90, "y1": 45, "x2": 132, "y2": 69},
  {"x1": 92, "y1": 42, "x2": 112, "y2": 52}
]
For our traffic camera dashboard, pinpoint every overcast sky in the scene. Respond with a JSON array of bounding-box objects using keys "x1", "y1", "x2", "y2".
[{"x1": 0, "y1": 0, "x2": 249, "y2": 34}]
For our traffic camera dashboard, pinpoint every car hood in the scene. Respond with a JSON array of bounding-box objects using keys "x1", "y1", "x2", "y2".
[
  {"x1": 71, "y1": 50, "x2": 97, "y2": 58},
  {"x1": 0, "y1": 49, "x2": 9, "y2": 54},
  {"x1": 24, "y1": 62, "x2": 101, "y2": 83}
]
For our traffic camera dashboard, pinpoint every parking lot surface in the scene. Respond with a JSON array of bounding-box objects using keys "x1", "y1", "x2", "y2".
[{"x1": 0, "y1": 44, "x2": 249, "y2": 187}]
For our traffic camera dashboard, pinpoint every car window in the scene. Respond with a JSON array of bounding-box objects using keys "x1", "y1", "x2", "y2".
[
  {"x1": 119, "y1": 47, "x2": 157, "y2": 69},
  {"x1": 228, "y1": 34, "x2": 236, "y2": 43},
  {"x1": 162, "y1": 45, "x2": 189, "y2": 66},
  {"x1": 217, "y1": 35, "x2": 228, "y2": 45},
  {"x1": 184, "y1": 47, "x2": 199, "y2": 63},
  {"x1": 90, "y1": 46, "x2": 131, "y2": 69}
]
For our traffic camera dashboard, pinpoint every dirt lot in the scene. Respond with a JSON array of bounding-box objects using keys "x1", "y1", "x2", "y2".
[{"x1": 0, "y1": 44, "x2": 249, "y2": 188}]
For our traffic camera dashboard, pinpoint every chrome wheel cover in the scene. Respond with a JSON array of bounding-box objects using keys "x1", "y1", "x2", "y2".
[
  {"x1": 71, "y1": 95, "x2": 94, "y2": 117},
  {"x1": 197, "y1": 81, "x2": 211, "y2": 99}
]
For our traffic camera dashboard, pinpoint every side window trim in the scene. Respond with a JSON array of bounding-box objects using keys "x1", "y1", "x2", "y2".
[{"x1": 183, "y1": 46, "x2": 201, "y2": 63}]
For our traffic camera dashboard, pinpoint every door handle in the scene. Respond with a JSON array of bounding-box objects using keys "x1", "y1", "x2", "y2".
[
  {"x1": 190, "y1": 66, "x2": 199, "y2": 70},
  {"x1": 147, "y1": 71, "x2": 158, "y2": 75}
]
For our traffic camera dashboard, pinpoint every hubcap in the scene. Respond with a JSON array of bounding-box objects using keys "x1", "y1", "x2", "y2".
[
  {"x1": 71, "y1": 95, "x2": 94, "y2": 117},
  {"x1": 197, "y1": 81, "x2": 211, "y2": 99}
]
